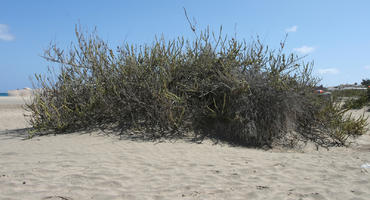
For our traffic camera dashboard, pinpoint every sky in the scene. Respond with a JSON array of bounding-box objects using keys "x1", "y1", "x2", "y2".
[{"x1": 1, "y1": 0, "x2": 370, "y2": 92}]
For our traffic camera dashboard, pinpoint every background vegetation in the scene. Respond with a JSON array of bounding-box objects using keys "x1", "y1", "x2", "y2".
[
  {"x1": 336, "y1": 79, "x2": 370, "y2": 110},
  {"x1": 25, "y1": 26, "x2": 368, "y2": 147}
]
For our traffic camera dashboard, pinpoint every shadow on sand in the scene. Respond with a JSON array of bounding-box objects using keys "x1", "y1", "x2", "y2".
[{"x1": 0, "y1": 128, "x2": 30, "y2": 140}]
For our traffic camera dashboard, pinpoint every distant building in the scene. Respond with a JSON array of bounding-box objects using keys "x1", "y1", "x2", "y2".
[{"x1": 327, "y1": 84, "x2": 366, "y2": 91}]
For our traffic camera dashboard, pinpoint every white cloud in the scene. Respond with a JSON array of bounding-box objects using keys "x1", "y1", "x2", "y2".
[
  {"x1": 318, "y1": 68, "x2": 339, "y2": 75},
  {"x1": 0, "y1": 24, "x2": 15, "y2": 41},
  {"x1": 364, "y1": 65, "x2": 370, "y2": 70},
  {"x1": 293, "y1": 45, "x2": 315, "y2": 54},
  {"x1": 285, "y1": 25, "x2": 298, "y2": 33}
]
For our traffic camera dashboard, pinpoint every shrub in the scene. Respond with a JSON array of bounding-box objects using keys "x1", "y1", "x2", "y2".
[
  {"x1": 25, "y1": 26, "x2": 368, "y2": 147},
  {"x1": 343, "y1": 95, "x2": 369, "y2": 109},
  {"x1": 361, "y1": 78, "x2": 370, "y2": 87},
  {"x1": 337, "y1": 82, "x2": 370, "y2": 110},
  {"x1": 331, "y1": 89, "x2": 367, "y2": 99},
  {"x1": 301, "y1": 99, "x2": 368, "y2": 146}
]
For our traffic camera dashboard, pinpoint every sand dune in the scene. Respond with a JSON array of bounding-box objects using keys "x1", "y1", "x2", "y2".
[
  {"x1": 0, "y1": 96, "x2": 369, "y2": 200},
  {"x1": 7, "y1": 88, "x2": 33, "y2": 97}
]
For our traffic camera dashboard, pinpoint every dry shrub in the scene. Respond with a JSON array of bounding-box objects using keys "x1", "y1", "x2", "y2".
[{"x1": 25, "y1": 26, "x2": 368, "y2": 147}]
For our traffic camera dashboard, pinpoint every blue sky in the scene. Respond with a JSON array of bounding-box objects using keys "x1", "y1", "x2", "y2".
[{"x1": 1, "y1": 0, "x2": 370, "y2": 92}]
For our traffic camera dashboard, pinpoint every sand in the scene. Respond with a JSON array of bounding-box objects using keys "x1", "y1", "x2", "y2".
[
  {"x1": 0, "y1": 96, "x2": 369, "y2": 200},
  {"x1": 7, "y1": 88, "x2": 33, "y2": 97}
]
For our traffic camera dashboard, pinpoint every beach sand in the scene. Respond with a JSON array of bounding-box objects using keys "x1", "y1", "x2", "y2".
[{"x1": 0, "y1": 96, "x2": 369, "y2": 200}]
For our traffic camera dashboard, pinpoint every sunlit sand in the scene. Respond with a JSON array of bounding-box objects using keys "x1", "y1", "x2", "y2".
[{"x1": 0, "y1": 96, "x2": 369, "y2": 200}]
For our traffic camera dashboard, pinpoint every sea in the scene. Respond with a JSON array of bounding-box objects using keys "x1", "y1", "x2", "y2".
[{"x1": 0, "y1": 93, "x2": 8, "y2": 96}]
